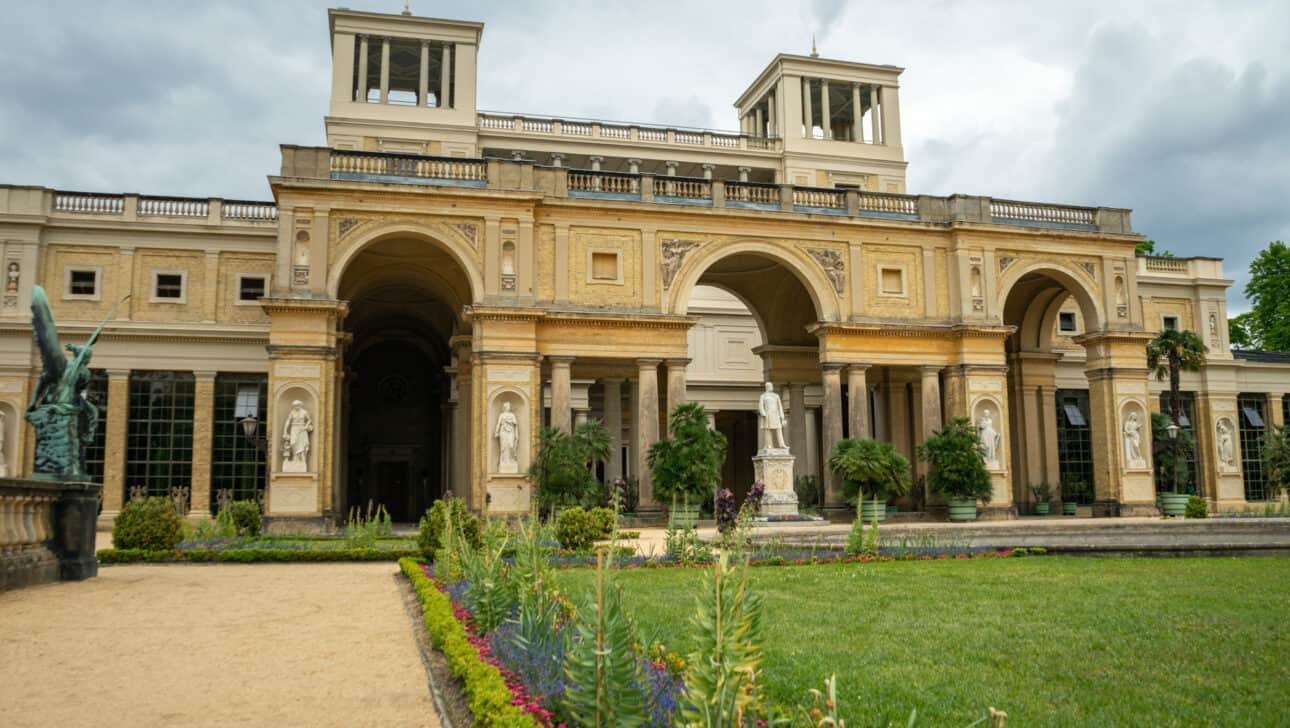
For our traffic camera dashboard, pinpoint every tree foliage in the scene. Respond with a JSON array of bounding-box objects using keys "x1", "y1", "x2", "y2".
[
  {"x1": 828, "y1": 437, "x2": 911, "y2": 504},
  {"x1": 918, "y1": 417, "x2": 994, "y2": 501},
  {"x1": 1228, "y1": 311, "x2": 1259, "y2": 349},
  {"x1": 647, "y1": 402, "x2": 727, "y2": 504},
  {"x1": 1146, "y1": 329, "x2": 1207, "y2": 495},
  {"x1": 1135, "y1": 239, "x2": 1174, "y2": 257},
  {"x1": 1240, "y1": 240, "x2": 1290, "y2": 352},
  {"x1": 530, "y1": 419, "x2": 613, "y2": 516},
  {"x1": 1263, "y1": 424, "x2": 1290, "y2": 500},
  {"x1": 1151, "y1": 411, "x2": 1196, "y2": 494}
]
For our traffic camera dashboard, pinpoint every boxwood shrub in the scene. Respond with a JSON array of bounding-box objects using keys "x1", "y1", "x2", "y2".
[{"x1": 112, "y1": 496, "x2": 184, "y2": 550}]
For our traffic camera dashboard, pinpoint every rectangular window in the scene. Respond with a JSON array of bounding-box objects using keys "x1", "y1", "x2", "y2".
[
  {"x1": 1159, "y1": 391, "x2": 1198, "y2": 494},
  {"x1": 83, "y1": 370, "x2": 109, "y2": 485},
  {"x1": 1056, "y1": 390, "x2": 1095, "y2": 504},
  {"x1": 66, "y1": 268, "x2": 101, "y2": 299},
  {"x1": 1162, "y1": 315, "x2": 1179, "y2": 331},
  {"x1": 238, "y1": 275, "x2": 267, "y2": 303},
  {"x1": 126, "y1": 371, "x2": 195, "y2": 498},
  {"x1": 1059, "y1": 312, "x2": 1077, "y2": 333},
  {"x1": 151, "y1": 271, "x2": 186, "y2": 302},
  {"x1": 879, "y1": 267, "x2": 905, "y2": 296},
  {"x1": 212, "y1": 374, "x2": 268, "y2": 513},
  {"x1": 1238, "y1": 394, "x2": 1267, "y2": 501}
]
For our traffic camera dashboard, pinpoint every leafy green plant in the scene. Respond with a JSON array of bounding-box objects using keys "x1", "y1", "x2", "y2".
[
  {"x1": 563, "y1": 551, "x2": 650, "y2": 727},
  {"x1": 1262, "y1": 423, "x2": 1290, "y2": 501},
  {"x1": 1184, "y1": 495, "x2": 1208, "y2": 519},
  {"x1": 1029, "y1": 482, "x2": 1053, "y2": 502},
  {"x1": 828, "y1": 438, "x2": 911, "y2": 504},
  {"x1": 587, "y1": 507, "x2": 616, "y2": 540},
  {"x1": 461, "y1": 527, "x2": 515, "y2": 634},
  {"x1": 919, "y1": 418, "x2": 993, "y2": 502},
  {"x1": 112, "y1": 496, "x2": 185, "y2": 550},
  {"x1": 1147, "y1": 328, "x2": 1208, "y2": 494},
  {"x1": 530, "y1": 420, "x2": 613, "y2": 517},
  {"x1": 793, "y1": 475, "x2": 824, "y2": 511},
  {"x1": 556, "y1": 507, "x2": 602, "y2": 552},
  {"x1": 344, "y1": 500, "x2": 391, "y2": 549},
  {"x1": 219, "y1": 499, "x2": 262, "y2": 537},
  {"x1": 845, "y1": 501, "x2": 881, "y2": 557},
  {"x1": 418, "y1": 497, "x2": 482, "y2": 559},
  {"x1": 648, "y1": 402, "x2": 728, "y2": 506},
  {"x1": 1151, "y1": 412, "x2": 1196, "y2": 493},
  {"x1": 680, "y1": 553, "x2": 767, "y2": 726},
  {"x1": 664, "y1": 519, "x2": 713, "y2": 565},
  {"x1": 1061, "y1": 475, "x2": 1089, "y2": 504}
]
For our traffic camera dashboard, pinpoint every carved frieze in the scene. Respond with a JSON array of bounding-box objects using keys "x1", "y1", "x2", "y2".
[
  {"x1": 1079, "y1": 261, "x2": 1097, "y2": 279},
  {"x1": 660, "y1": 239, "x2": 699, "y2": 289},
  {"x1": 804, "y1": 247, "x2": 846, "y2": 295},
  {"x1": 337, "y1": 217, "x2": 360, "y2": 239},
  {"x1": 999, "y1": 256, "x2": 1016, "y2": 273}
]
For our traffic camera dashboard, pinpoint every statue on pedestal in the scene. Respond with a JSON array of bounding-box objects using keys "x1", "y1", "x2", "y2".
[
  {"x1": 758, "y1": 382, "x2": 789, "y2": 454},
  {"x1": 26, "y1": 285, "x2": 125, "y2": 481},
  {"x1": 494, "y1": 401, "x2": 520, "y2": 474},
  {"x1": 281, "y1": 400, "x2": 313, "y2": 473}
]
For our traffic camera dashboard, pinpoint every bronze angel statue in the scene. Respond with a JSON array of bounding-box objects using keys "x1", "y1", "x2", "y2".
[{"x1": 26, "y1": 285, "x2": 126, "y2": 481}]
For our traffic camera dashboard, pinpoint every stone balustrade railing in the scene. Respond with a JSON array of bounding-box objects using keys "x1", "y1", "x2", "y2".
[
  {"x1": 477, "y1": 112, "x2": 780, "y2": 153},
  {"x1": 49, "y1": 191, "x2": 277, "y2": 225},
  {"x1": 1, "y1": 479, "x2": 101, "y2": 590},
  {"x1": 268, "y1": 147, "x2": 1137, "y2": 234}
]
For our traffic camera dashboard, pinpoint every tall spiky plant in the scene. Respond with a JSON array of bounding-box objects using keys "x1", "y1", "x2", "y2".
[
  {"x1": 563, "y1": 550, "x2": 649, "y2": 728},
  {"x1": 680, "y1": 553, "x2": 767, "y2": 727},
  {"x1": 1146, "y1": 328, "x2": 1208, "y2": 494}
]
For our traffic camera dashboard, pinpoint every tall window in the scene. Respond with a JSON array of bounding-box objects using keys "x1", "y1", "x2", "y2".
[
  {"x1": 1158, "y1": 391, "x2": 1199, "y2": 494},
  {"x1": 83, "y1": 370, "x2": 109, "y2": 484},
  {"x1": 1056, "y1": 389, "x2": 1095, "y2": 504},
  {"x1": 212, "y1": 374, "x2": 268, "y2": 513},
  {"x1": 126, "y1": 371, "x2": 195, "y2": 498},
  {"x1": 1238, "y1": 394, "x2": 1267, "y2": 501}
]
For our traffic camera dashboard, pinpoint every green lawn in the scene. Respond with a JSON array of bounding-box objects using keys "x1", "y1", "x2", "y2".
[{"x1": 561, "y1": 557, "x2": 1290, "y2": 726}]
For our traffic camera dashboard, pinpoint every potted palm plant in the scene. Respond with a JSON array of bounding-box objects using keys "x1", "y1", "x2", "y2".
[
  {"x1": 1147, "y1": 328, "x2": 1208, "y2": 517},
  {"x1": 529, "y1": 418, "x2": 612, "y2": 520},
  {"x1": 918, "y1": 417, "x2": 993, "y2": 521},
  {"x1": 648, "y1": 402, "x2": 727, "y2": 528},
  {"x1": 1029, "y1": 482, "x2": 1053, "y2": 515},
  {"x1": 828, "y1": 438, "x2": 911, "y2": 523}
]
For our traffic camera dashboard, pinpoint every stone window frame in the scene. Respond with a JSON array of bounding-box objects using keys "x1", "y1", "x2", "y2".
[
  {"x1": 1058, "y1": 311, "x2": 1078, "y2": 333},
  {"x1": 149, "y1": 269, "x2": 188, "y2": 304},
  {"x1": 876, "y1": 264, "x2": 909, "y2": 298},
  {"x1": 63, "y1": 265, "x2": 103, "y2": 301},
  {"x1": 585, "y1": 247, "x2": 624, "y2": 285},
  {"x1": 235, "y1": 273, "x2": 270, "y2": 306},
  {"x1": 1161, "y1": 314, "x2": 1180, "y2": 332}
]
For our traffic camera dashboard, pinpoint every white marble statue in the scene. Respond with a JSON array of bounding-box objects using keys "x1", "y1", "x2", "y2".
[
  {"x1": 977, "y1": 408, "x2": 1002, "y2": 469},
  {"x1": 1217, "y1": 419, "x2": 1236, "y2": 467},
  {"x1": 281, "y1": 400, "x2": 313, "y2": 473},
  {"x1": 758, "y1": 382, "x2": 788, "y2": 453},
  {"x1": 494, "y1": 401, "x2": 520, "y2": 474},
  {"x1": 0, "y1": 409, "x2": 7, "y2": 478},
  {"x1": 1123, "y1": 411, "x2": 1145, "y2": 468}
]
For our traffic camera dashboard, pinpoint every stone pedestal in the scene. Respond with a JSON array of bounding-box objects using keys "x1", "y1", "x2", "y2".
[
  {"x1": 0, "y1": 478, "x2": 101, "y2": 589},
  {"x1": 753, "y1": 452, "x2": 798, "y2": 516}
]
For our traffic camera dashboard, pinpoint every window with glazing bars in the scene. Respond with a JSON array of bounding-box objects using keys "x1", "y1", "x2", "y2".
[
  {"x1": 1158, "y1": 391, "x2": 1199, "y2": 494},
  {"x1": 126, "y1": 371, "x2": 195, "y2": 498},
  {"x1": 1238, "y1": 394, "x2": 1267, "y2": 501},
  {"x1": 83, "y1": 370, "x2": 109, "y2": 485},
  {"x1": 1056, "y1": 389, "x2": 1095, "y2": 504},
  {"x1": 211, "y1": 374, "x2": 268, "y2": 513}
]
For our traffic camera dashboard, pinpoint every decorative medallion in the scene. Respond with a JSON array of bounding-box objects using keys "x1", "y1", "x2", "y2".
[
  {"x1": 999, "y1": 256, "x2": 1016, "y2": 272},
  {"x1": 337, "y1": 217, "x2": 360, "y2": 238},
  {"x1": 501, "y1": 274, "x2": 517, "y2": 291},
  {"x1": 805, "y1": 247, "x2": 846, "y2": 294},
  {"x1": 1079, "y1": 261, "x2": 1097, "y2": 278},
  {"x1": 451, "y1": 222, "x2": 479, "y2": 247},
  {"x1": 660, "y1": 239, "x2": 700, "y2": 289}
]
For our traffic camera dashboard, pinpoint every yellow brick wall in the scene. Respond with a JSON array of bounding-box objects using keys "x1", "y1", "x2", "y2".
[
  {"x1": 863, "y1": 244, "x2": 923, "y2": 319},
  {"x1": 131, "y1": 250, "x2": 206, "y2": 322},
  {"x1": 535, "y1": 224, "x2": 555, "y2": 303},
  {"x1": 40, "y1": 246, "x2": 122, "y2": 321},
  {"x1": 218, "y1": 253, "x2": 275, "y2": 324},
  {"x1": 570, "y1": 227, "x2": 641, "y2": 307},
  {"x1": 1142, "y1": 296, "x2": 1195, "y2": 333}
]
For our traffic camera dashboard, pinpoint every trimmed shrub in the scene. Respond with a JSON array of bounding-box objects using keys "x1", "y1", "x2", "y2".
[
  {"x1": 223, "y1": 500, "x2": 262, "y2": 536},
  {"x1": 98, "y1": 547, "x2": 420, "y2": 563},
  {"x1": 587, "y1": 506, "x2": 616, "y2": 539},
  {"x1": 1184, "y1": 495, "x2": 1208, "y2": 519},
  {"x1": 556, "y1": 507, "x2": 600, "y2": 551},
  {"x1": 400, "y1": 559, "x2": 536, "y2": 728},
  {"x1": 418, "y1": 497, "x2": 482, "y2": 559},
  {"x1": 112, "y1": 496, "x2": 185, "y2": 550}
]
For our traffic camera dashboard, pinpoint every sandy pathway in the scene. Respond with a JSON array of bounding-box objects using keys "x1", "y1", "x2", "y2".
[{"x1": 0, "y1": 564, "x2": 440, "y2": 728}]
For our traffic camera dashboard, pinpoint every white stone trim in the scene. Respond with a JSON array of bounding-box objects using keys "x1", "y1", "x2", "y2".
[
  {"x1": 149, "y1": 269, "x2": 188, "y2": 304},
  {"x1": 877, "y1": 264, "x2": 908, "y2": 298},
  {"x1": 235, "y1": 273, "x2": 270, "y2": 306},
  {"x1": 63, "y1": 265, "x2": 103, "y2": 301},
  {"x1": 585, "y1": 247, "x2": 623, "y2": 285}
]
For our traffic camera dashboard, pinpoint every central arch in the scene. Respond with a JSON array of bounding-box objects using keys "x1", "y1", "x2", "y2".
[{"x1": 336, "y1": 232, "x2": 475, "y2": 522}]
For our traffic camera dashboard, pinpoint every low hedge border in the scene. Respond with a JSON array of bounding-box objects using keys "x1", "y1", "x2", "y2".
[
  {"x1": 399, "y1": 558, "x2": 536, "y2": 728},
  {"x1": 98, "y1": 547, "x2": 421, "y2": 564}
]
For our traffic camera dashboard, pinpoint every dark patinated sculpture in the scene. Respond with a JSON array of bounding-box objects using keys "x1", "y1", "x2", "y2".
[{"x1": 25, "y1": 285, "x2": 125, "y2": 480}]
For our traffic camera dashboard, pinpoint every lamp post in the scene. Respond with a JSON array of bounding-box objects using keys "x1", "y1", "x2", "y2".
[
  {"x1": 239, "y1": 413, "x2": 271, "y2": 508},
  {"x1": 1167, "y1": 420, "x2": 1180, "y2": 495}
]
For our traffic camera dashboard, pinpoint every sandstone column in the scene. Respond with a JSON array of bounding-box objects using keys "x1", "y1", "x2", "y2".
[
  {"x1": 379, "y1": 37, "x2": 390, "y2": 103},
  {"x1": 820, "y1": 363, "x2": 845, "y2": 509},
  {"x1": 1077, "y1": 331, "x2": 1156, "y2": 516},
  {"x1": 851, "y1": 83, "x2": 864, "y2": 142},
  {"x1": 190, "y1": 372, "x2": 216, "y2": 518},
  {"x1": 98, "y1": 369, "x2": 130, "y2": 526},
  {"x1": 847, "y1": 365, "x2": 871, "y2": 439},
  {"x1": 439, "y1": 43, "x2": 451, "y2": 107},
  {"x1": 418, "y1": 41, "x2": 430, "y2": 106},
  {"x1": 635, "y1": 359, "x2": 662, "y2": 510},
  {"x1": 549, "y1": 356, "x2": 573, "y2": 434},
  {"x1": 665, "y1": 358, "x2": 689, "y2": 418},
  {"x1": 603, "y1": 379, "x2": 624, "y2": 482},
  {"x1": 819, "y1": 79, "x2": 832, "y2": 139},
  {"x1": 356, "y1": 35, "x2": 369, "y2": 102},
  {"x1": 919, "y1": 366, "x2": 943, "y2": 437},
  {"x1": 788, "y1": 382, "x2": 808, "y2": 477}
]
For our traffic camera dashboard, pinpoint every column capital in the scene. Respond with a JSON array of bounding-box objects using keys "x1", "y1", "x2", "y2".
[
  {"x1": 636, "y1": 357, "x2": 663, "y2": 367},
  {"x1": 546, "y1": 355, "x2": 575, "y2": 365},
  {"x1": 106, "y1": 368, "x2": 131, "y2": 379},
  {"x1": 587, "y1": 155, "x2": 604, "y2": 163},
  {"x1": 846, "y1": 363, "x2": 871, "y2": 374},
  {"x1": 919, "y1": 365, "x2": 943, "y2": 376},
  {"x1": 701, "y1": 163, "x2": 715, "y2": 171},
  {"x1": 820, "y1": 362, "x2": 846, "y2": 372},
  {"x1": 626, "y1": 158, "x2": 642, "y2": 165},
  {"x1": 737, "y1": 166, "x2": 752, "y2": 173},
  {"x1": 664, "y1": 357, "x2": 691, "y2": 367},
  {"x1": 194, "y1": 371, "x2": 218, "y2": 383}
]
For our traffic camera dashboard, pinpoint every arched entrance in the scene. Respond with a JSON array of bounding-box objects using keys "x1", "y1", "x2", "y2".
[{"x1": 337, "y1": 234, "x2": 473, "y2": 522}]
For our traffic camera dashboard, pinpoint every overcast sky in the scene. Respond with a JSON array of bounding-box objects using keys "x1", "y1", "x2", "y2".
[{"x1": 2, "y1": 0, "x2": 1287, "y2": 312}]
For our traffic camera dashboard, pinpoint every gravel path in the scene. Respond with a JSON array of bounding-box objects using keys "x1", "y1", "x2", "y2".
[{"x1": 0, "y1": 564, "x2": 440, "y2": 728}]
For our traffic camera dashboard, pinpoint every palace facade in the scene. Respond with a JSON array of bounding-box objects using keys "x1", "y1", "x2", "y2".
[{"x1": 1, "y1": 8, "x2": 1285, "y2": 527}]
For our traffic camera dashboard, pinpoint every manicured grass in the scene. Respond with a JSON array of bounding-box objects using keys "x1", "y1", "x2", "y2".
[{"x1": 561, "y1": 557, "x2": 1290, "y2": 726}]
